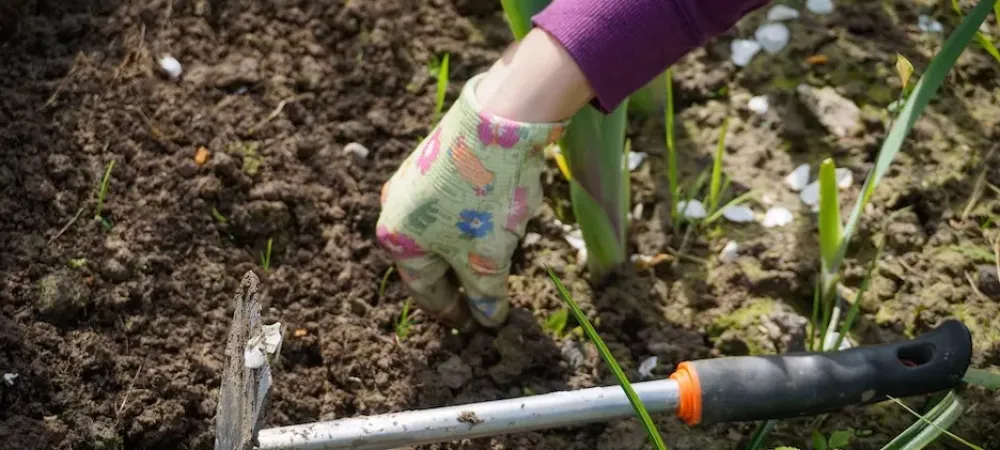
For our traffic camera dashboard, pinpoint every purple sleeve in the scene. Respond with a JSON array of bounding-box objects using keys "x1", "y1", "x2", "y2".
[{"x1": 532, "y1": 0, "x2": 771, "y2": 113}]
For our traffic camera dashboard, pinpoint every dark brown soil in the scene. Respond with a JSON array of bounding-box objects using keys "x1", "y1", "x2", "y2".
[{"x1": 1, "y1": 1, "x2": 998, "y2": 450}]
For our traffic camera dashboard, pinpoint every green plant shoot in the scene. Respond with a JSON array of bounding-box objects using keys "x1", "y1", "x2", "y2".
[
  {"x1": 502, "y1": 0, "x2": 630, "y2": 280},
  {"x1": 433, "y1": 53, "x2": 450, "y2": 124},
  {"x1": 260, "y1": 238, "x2": 273, "y2": 271},
  {"x1": 95, "y1": 159, "x2": 116, "y2": 226}
]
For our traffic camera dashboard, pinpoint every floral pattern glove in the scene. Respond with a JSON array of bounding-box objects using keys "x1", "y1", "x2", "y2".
[{"x1": 376, "y1": 73, "x2": 567, "y2": 330}]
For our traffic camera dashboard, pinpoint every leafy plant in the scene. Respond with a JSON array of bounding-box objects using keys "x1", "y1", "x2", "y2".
[
  {"x1": 951, "y1": 0, "x2": 1000, "y2": 65},
  {"x1": 546, "y1": 267, "x2": 668, "y2": 450},
  {"x1": 749, "y1": 2, "x2": 997, "y2": 448},
  {"x1": 543, "y1": 307, "x2": 569, "y2": 337},
  {"x1": 502, "y1": 0, "x2": 630, "y2": 281}
]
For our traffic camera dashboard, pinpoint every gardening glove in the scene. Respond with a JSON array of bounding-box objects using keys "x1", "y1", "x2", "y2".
[{"x1": 376, "y1": 73, "x2": 567, "y2": 330}]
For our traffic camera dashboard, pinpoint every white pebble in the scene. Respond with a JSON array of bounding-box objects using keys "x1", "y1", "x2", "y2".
[
  {"x1": 638, "y1": 356, "x2": 658, "y2": 379},
  {"x1": 158, "y1": 56, "x2": 183, "y2": 80},
  {"x1": 807, "y1": 0, "x2": 834, "y2": 14},
  {"x1": 627, "y1": 152, "x2": 647, "y2": 171},
  {"x1": 564, "y1": 229, "x2": 585, "y2": 251},
  {"x1": 755, "y1": 23, "x2": 790, "y2": 54},
  {"x1": 731, "y1": 39, "x2": 762, "y2": 67},
  {"x1": 262, "y1": 323, "x2": 283, "y2": 354},
  {"x1": 2, "y1": 373, "x2": 18, "y2": 386},
  {"x1": 800, "y1": 181, "x2": 820, "y2": 206},
  {"x1": 767, "y1": 4, "x2": 800, "y2": 21},
  {"x1": 918, "y1": 15, "x2": 943, "y2": 33},
  {"x1": 343, "y1": 142, "x2": 370, "y2": 158},
  {"x1": 835, "y1": 168, "x2": 853, "y2": 189},
  {"x1": 720, "y1": 241, "x2": 740, "y2": 263},
  {"x1": 523, "y1": 232, "x2": 542, "y2": 246},
  {"x1": 677, "y1": 199, "x2": 707, "y2": 219},
  {"x1": 722, "y1": 205, "x2": 755, "y2": 223},
  {"x1": 632, "y1": 203, "x2": 644, "y2": 220},
  {"x1": 784, "y1": 163, "x2": 810, "y2": 191},
  {"x1": 762, "y1": 206, "x2": 794, "y2": 228},
  {"x1": 748, "y1": 95, "x2": 769, "y2": 115}
]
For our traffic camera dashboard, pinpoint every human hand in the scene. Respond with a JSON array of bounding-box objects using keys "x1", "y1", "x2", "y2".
[{"x1": 376, "y1": 73, "x2": 566, "y2": 330}]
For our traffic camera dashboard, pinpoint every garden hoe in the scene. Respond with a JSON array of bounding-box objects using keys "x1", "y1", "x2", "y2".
[{"x1": 215, "y1": 271, "x2": 973, "y2": 450}]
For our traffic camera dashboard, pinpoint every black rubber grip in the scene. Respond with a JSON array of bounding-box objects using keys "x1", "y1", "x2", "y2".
[{"x1": 688, "y1": 320, "x2": 972, "y2": 424}]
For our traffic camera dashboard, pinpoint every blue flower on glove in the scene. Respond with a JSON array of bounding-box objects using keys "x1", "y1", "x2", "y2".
[{"x1": 457, "y1": 209, "x2": 494, "y2": 239}]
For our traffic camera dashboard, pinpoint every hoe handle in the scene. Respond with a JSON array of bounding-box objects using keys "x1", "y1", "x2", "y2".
[{"x1": 671, "y1": 319, "x2": 973, "y2": 425}]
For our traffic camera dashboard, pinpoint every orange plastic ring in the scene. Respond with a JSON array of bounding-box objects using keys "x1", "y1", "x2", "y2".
[{"x1": 669, "y1": 361, "x2": 703, "y2": 425}]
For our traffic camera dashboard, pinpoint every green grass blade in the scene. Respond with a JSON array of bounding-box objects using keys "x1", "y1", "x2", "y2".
[
  {"x1": 818, "y1": 159, "x2": 843, "y2": 274},
  {"x1": 883, "y1": 392, "x2": 983, "y2": 450},
  {"x1": 500, "y1": 0, "x2": 551, "y2": 40},
  {"x1": 963, "y1": 368, "x2": 1000, "y2": 389},
  {"x1": 951, "y1": 0, "x2": 1000, "y2": 64},
  {"x1": 95, "y1": 159, "x2": 116, "y2": 219},
  {"x1": 834, "y1": 0, "x2": 996, "y2": 271},
  {"x1": 744, "y1": 420, "x2": 778, "y2": 450},
  {"x1": 665, "y1": 69, "x2": 678, "y2": 224},
  {"x1": 707, "y1": 117, "x2": 730, "y2": 213},
  {"x1": 546, "y1": 267, "x2": 668, "y2": 450},
  {"x1": 432, "y1": 53, "x2": 450, "y2": 124},
  {"x1": 833, "y1": 242, "x2": 881, "y2": 350}
]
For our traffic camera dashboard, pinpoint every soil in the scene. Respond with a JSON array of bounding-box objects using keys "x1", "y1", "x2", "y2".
[{"x1": 1, "y1": 1, "x2": 998, "y2": 450}]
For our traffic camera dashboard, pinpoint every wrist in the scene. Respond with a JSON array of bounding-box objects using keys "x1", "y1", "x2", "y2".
[{"x1": 474, "y1": 28, "x2": 594, "y2": 123}]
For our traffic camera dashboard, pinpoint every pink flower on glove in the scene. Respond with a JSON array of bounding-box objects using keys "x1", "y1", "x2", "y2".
[
  {"x1": 376, "y1": 226, "x2": 425, "y2": 259},
  {"x1": 416, "y1": 127, "x2": 442, "y2": 175},
  {"x1": 505, "y1": 186, "x2": 529, "y2": 231},
  {"x1": 477, "y1": 114, "x2": 522, "y2": 148}
]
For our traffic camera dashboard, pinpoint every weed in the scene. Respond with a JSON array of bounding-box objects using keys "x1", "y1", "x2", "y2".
[
  {"x1": 260, "y1": 238, "x2": 273, "y2": 271},
  {"x1": 546, "y1": 267, "x2": 667, "y2": 450},
  {"x1": 395, "y1": 299, "x2": 414, "y2": 341},
  {"x1": 664, "y1": 68, "x2": 679, "y2": 226},
  {"x1": 211, "y1": 207, "x2": 228, "y2": 224},
  {"x1": 94, "y1": 159, "x2": 116, "y2": 229},
  {"x1": 542, "y1": 308, "x2": 569, "y2": 337},
  {"x1": 228, "y1": 141, "x2": 263, "y2": 176},
  {"x1": 431, "y1": 53, "x2": 450, "y2": 124},
  {"x1": 68, "y1": 258, "x2": 87, "y2": 269},
  {"x1": 378, "y1": 266, "x2": 395, "y2": 298}
]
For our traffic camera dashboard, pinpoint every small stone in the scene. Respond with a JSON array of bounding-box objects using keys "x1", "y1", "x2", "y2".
[
  {"x1": 755, "y1": 23, "x2": 790, "y2": 54},
  {"x1": 158, "y1": 56, "x2": 182, "y2": 80},
  {"x1": 627, "y1": 152, "x2": 647, "y2": 171},
  {"x1": 748, "y1": 95, "x2": 769, "y2": 115},
  {"x1": 796, "y1": 84, "x2": 862, "y2": 138},
  {"x1": 677, "y1": 199, "x2": 707, "y2": 219},
  {"x1": 438, "y1": 355, "x2": 473, "y2": 389},
  {"x1": 638, "y1": 356, "x2": 658, "y2": 379},
  {"x1": 100, "y1": 259, "x2": 131, "y2": 283},
  {"x1": 784, "y1": 164, "x2": 810, "y2": 191},
  {"x1": 836, "y1": 167, "x2": 854, "y2": 189},
  {"x1": 343, "y1": 142, "x2": 369, "y2": 159},
  {"x1": 522, "y1": 232, "x2": 542, "y2": 247},
  {"x1": 731, "y1": 39, "x2": 762, "y2": 67},
  {"x1": 766, "y1": 4, "x2": 800, "y2": 21},
  {"x1": 37, "y1": 270, "x2": 92, "y2": 325},
  {"x1": 720, "y1": 241, "x2": 739, "y2": 263},
  {"x1": 762, "y1": 206, "x2": 794, "y2": 228},
  {"x1": 800, "y1": 181, "x2": 820, "y2": 206},
  {"x1": 807, "y1": 0, "x2": 834, "y2": 14},
  {"x1": 722, "y1": 205, "x2": 755, "y2": 223},
  {"x1": 2, "y1": 373, "x2": 17, "y2": 386},
  {"x1": 977, "y1": 265, "x2": 1000, "y2": 298},
  {"x1": 918, "y1": 15, "x2": 944, "y2": 33}
]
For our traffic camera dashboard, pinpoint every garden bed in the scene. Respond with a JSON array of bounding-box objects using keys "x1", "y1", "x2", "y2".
[{"x1": 1, "y1": 0, "x2": 998, "y2": 449}]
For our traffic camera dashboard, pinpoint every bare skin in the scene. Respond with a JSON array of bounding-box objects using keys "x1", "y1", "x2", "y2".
[{"x1": 475, "y1": 28, "x2": 595, "y2": 123}]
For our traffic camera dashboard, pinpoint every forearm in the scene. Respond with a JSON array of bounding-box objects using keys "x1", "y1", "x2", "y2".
[{"x1": 533, "y1": 0, "x2": 771, "y2": 113}]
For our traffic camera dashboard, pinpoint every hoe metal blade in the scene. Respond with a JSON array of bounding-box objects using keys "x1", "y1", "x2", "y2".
[{"x1": 215, "y1": 271, "x2": 283, "y2": 450}]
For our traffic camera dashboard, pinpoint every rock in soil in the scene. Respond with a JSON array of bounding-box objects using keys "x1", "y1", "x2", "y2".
[{"x1": 36, "y1": 270, "x2": 91, "y2": 325}]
